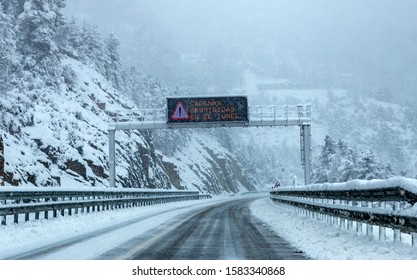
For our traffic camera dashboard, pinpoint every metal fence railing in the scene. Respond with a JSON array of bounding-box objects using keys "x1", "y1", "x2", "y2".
[
  {"x1": 0, "y1": 189, "x2": 211, "y2": 225},
  {"x1": 270, "y1": 179, "x2": 417, "y2": 247}
]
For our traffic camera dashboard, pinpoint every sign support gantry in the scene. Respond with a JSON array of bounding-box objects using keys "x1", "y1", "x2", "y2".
[
  {"x1": 300, "y1": 124, "x2": 312, "y2": 185},
  {"x1": 107, "y1": 97, "x2": 312, "y2": 188}
]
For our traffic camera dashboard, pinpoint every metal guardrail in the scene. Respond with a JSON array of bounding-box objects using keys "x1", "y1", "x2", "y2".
[
  {"x1": 271, "y1": 186, "x2": 417, "y2": 205},
  {"x1": 240, "y1": 191, "x2": 270, "y2": 196},
  {"x1": 0, "y1": 189, "x2": 211, "y2": 225},
  {"x1": 270, "y1": 183, "x2": 417, "y2": 246}
]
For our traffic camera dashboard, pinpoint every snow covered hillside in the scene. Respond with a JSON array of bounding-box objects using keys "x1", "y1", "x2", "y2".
[
  {"x1": 2, "y1": 56, "x2": 170, "y2": 188},
  {"x1": 2, "y1": 1, "x2": 414, "y2": 193},
  {"x1": 0, "y1": 1, "x2": 255, "y2": 194}
]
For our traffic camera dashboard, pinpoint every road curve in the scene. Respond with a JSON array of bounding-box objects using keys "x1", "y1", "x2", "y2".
[{"x1": 99, "y1": 197, "x2": 309, "y2": 260}]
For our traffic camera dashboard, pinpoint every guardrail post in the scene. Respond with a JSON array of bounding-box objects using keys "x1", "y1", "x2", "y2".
[
  {"x1": 356, "y1": 221, "x2": 362, "y2": 235},
  {"x1": 260, "y1": 106, "x2": 263, "y2": 123},
  {"x1": 273, "y1": 106, "x2": 276, "y2": 125},
  {"x1": 347, "y1": 201, "x2": 353, "y2": 230},
  {"x1": 412, "y1": 233, "x2": 417, "y2": 247},
  {"x1": 365, "y1": 201, "x2": 374, "y2": 240},
  {"x1": 284, "y1": 105, "x2": 289, "y2": 125},
  {"x1": 379, "y1": 226, "x2": 386, "y2": 241},
  {"x1": 378, "y1": 202, "x2": 386, "y2": 241},
  {"x1": 358, "y1": 201, "x2": 366, "y2": 235},
  {"x1": 393, "y1": 202, "x2": 401, "y2": 242},
  {"x1": 366, "y1": 224, "x2": 373, "y2": 239}
]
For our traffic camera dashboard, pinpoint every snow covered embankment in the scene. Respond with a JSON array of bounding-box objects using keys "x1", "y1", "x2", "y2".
[{"x1": 254, "y1": 178, "x2": 417, "y2": 259}]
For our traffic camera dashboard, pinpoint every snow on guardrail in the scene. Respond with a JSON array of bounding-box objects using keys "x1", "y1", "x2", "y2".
[
  {"x1": 270, "y1": 177, "x2": 417, "y2": 246},
  {"x1": 276, "y1": 177, "x2": 417, "y2": 194}
]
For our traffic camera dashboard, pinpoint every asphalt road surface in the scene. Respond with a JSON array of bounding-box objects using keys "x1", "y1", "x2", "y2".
[
  {"x1": 6, "y1": 197, "x2": 309, "y2": 260},
  {"x1": 99, "y1": 197, "x2": 309, "y2": 260}
]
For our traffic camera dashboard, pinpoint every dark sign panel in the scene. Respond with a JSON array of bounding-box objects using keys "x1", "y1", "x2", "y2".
[{"x1": 167, "y1": 96, "x2": 248, "y2": 124}]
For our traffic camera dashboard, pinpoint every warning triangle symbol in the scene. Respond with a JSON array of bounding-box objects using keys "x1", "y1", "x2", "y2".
[{"x1": 171, "y1": 101, "x2": 190, "y2": 121}]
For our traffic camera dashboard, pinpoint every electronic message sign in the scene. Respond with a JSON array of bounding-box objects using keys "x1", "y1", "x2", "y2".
[{"x1": 167, "y1": 96, "x2": 248, "y2": 124}]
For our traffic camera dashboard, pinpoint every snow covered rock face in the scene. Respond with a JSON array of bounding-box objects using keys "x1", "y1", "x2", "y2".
[
  {"x1": 1, "y1": 57, "x2": 168, "y2": 189},
  {"x1": 1, "y1": 62, "x2": 255, "y2": 192},
  {"x1": 156, "y1": 132, "x2": 256, "y2": 194},
  {"x1": 2, "y1": 58, "x2": 254, "y2": 192},
  {"x1": 0, "y1": 0, "x2": 170, "y2": 188},
  {"x1": 0, "y1": 2, "x2": 256, "y2": 193}
]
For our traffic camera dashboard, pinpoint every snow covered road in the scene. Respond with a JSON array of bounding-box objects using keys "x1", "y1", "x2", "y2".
[
  {"x1": 105, "y1": 197, "x2": 308, "y2": 260},
  {"x1": 2, "y1": 194, "x2": 417, "y2": 260},
  {"x1": 2, "y1": 196, "x2": 307, "y2": 260}
]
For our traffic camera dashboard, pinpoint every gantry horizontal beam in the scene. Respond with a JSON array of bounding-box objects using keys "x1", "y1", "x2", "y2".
[{"x1": 108, "y1": 118, "x2": 311, "y2": 131}]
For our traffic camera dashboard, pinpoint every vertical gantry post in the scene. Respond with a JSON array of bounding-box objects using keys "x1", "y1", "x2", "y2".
[
  {"x1": 301, "y1": 124, "x2": 312, "y2": 185},
  {"x1": 109, "y1": 129, "x2": 116, "y2": 188}
]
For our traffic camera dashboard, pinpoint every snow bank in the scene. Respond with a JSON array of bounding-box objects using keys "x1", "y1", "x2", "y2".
[{"x1": 251, "y1": 198, "x2": 417, "y2": 260}]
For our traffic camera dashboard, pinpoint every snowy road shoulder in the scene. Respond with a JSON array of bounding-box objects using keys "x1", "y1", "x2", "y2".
[
  {"x1": 0, "y1": 197, "x2": 230, "y2": 259},
  {"x1": 2, "y1": 195, "x2": 417, "y2": 260},
  {"x1": 250, "y1": 197, "x2": 417, "y2": 260}
]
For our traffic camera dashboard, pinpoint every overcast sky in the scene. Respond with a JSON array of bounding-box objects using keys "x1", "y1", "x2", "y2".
[{"x1": 65, "y1": 0, "x2": 417, "y2": 99}]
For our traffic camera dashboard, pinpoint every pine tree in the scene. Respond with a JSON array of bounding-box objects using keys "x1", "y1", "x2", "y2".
[
  {"x1": 321, "y1": 135, "x2": 336, "y2": 168},
  {"x1": 336, "y1": 140, "x2": 357, "y2": 182},
  {"x1": 0, "y1": 0, "x2": 25, "y2": 18},
  {"x1": 55, "y1": 17, "x2": 82, "y2": 59},
  {"x1": 313, "y1": 137, "x2": 361, "y2": 183},
  {"x1": 384, "y1": 163, "x2": 394, "y2": 177},
  {"x1": 357, "y1": 150, "x2": 384, "y2": 180},
  {"x1": 16, "y1": 0, "x2": 66, "y2": 86},
  {"x1": 17, "y1": 0, "x2": 65, "y2": 58},
  {"x1": 79, "y1": 22, "x2": 106, "y2": 76},
  {"x1": 0, "y1": 2, "x2": 18, "y2": 93},
  {"x1": 121, "y1": 66, "x2": 167, "y2": 109},
  {"x1": 312, "y1": 135, "x2": 336, "y2": 183},
  {"x1": 104, "y1": 33, "x2": 122, "y2": 89}
]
